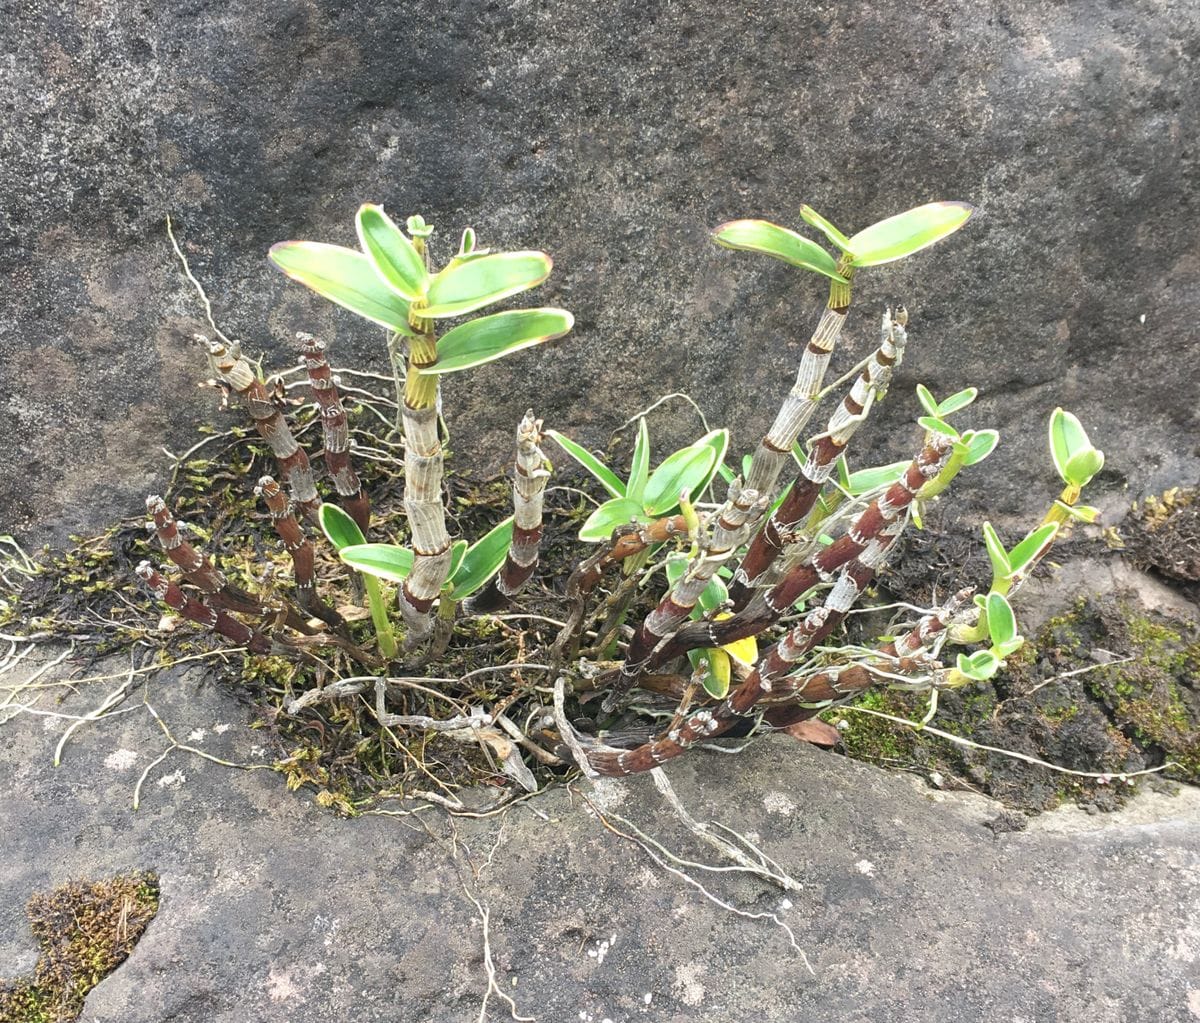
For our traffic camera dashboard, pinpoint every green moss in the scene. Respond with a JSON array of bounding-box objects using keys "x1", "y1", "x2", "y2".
[
  {"x1": 822, "y1": 689, "x2": 923, "y2": 763},
  {"x1": 0, "y1": 873, "x2": 160, "y2": 1023},
  {"x1": 1066, "y1": 600, "x2": 1200, "y2": 781}
]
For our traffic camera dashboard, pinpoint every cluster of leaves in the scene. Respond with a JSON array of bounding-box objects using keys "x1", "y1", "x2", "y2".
[{"x1": 271, "y1": 206, "x2": 573, "y2": 375}]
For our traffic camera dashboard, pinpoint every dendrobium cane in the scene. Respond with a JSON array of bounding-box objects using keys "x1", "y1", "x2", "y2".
[{"x1": 138, "y1": 197, "x2": 1108, "y2": 782}]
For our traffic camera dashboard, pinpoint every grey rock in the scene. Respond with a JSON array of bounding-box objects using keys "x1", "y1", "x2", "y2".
[
  {"x1": 1, "y1": 654, "x2": 1198, "y2": 1022},
  {"x1": 2, "y1": 0, "x2": 1198, "y2": 545}
]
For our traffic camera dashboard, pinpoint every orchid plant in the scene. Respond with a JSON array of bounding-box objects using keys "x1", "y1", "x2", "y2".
[{"x1": 137, "y1": 198, "x2": 1109, "y2": 783}]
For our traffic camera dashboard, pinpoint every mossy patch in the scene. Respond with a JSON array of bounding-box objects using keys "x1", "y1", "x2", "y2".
[
  {"x1": 1121, "y1": 486, "x2": 1200, "y2": 585},
  {"x1": 0, "y1": 872, "x2": 160, "y2": 1022},
  {"x1": 827, "y1": 593, "x2": 1199, "y2": 812},
  {"x1": 0, "y1": 402, "x2": 593, "y2": 808}
]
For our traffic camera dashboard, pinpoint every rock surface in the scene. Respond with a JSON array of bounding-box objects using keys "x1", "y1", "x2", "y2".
[
  {"x1": 1, "y1": 653, "x2": 1199, "y2": 1022},
  {"x1": 3, "y1": 0, "x2": 1199, "y2": 543}
]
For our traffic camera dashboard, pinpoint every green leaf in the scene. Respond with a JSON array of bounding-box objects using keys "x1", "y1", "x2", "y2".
[
  {"x1": 450, "y1": 517, "x2": 514, "y2": 599},
  {"x1": 458, "y1": 227, "x2": 477, "y2": 257},
  {"x1": 691, "y1": 429, "x2": 731, "y2": 499},
  {"x1": 406, "y1": 214, "x2": 433, "y2": 238},
  {"x1": 846, "y1": 201, "x2": 975, "y2": 267},
  {"x1": 339, "y1": 543, "x2": 414, "y2": 584},
  {"x1": 1008, "y1": 522, "x2": 1059, "y2": 574},
  {"x1": 845, "y1": 460, "x2": 910, "y2": 495},
  {"x1": 319, "y1": 502, "x2": 366, "y2": 552},
  {"x1": 916, "y1": 383, "x2": 939, "y2": 418},
  {"x1": 956, "y1": 650, "x2": 999, "y2": 681},
  {"x1": 798, "y1": 204, "x2": 852, "y2": 252},
  {"x1": 627, "y1": 418, "x2": 650, "y2": 503},
  {"x1": 1053, "y1": 500, "x2": 1100, "y2": 523},
  {"x1": 269, "y1": 241, "x2": 416, "y2": 336},
  {"x1": 918, "y1": 415, "x2": 960, "y2": 440},
  {"x1": 423, "y1": 251, "x2": 552, "y2": 318},
  {"x1": 447, "y1": 539, "x2": 469, "y2": 580},
  {"x1": 1048, "y1": 407, "x2": 1091, "y2": 481},
  {"x1": 579, "y1": 497, "x2": 648, "y2": 542},
  {"x1": 545, "y1": 430, "x2": 625, "y2": 498},
  {"x1": 643, "y1": 445, "x2": 717, "y2": 516},
  {"x1": 425, "y1": 308, "x2": 573, "y2": 374},
  {"x1": 982, "y1": 522, "x2": 1012, "y2": 579},
  {"x1": 835, "y1": 454, "x2": 852, "y2": 491},
  {"x1": 355, "y1": 204, "x2": 428, "y2": 302},
  {"x1": 994, "y1": 637, "x2": 1025, "y2": 659},
  {"x1": 689, "y1": 648, "x2": 732, "y2": 699},
  {"x1": 963, "y1": 429, "x2": 1000, "y2": 466},
  {"x1": 1064, "y1": 448, "x2": 1105, "y2": 488},
  {"x1": 699, "y1": 574, "x2": 728, "y2": 613},
  {"x1": 712, "y1": 219, "x2": 846, "y2": 283},
  {"x1": 986, "y1": 592, "x2": 1017, "y2": 648},
  {"x1": 717, "y1": 461, "x2": 736, "y2": 485},
  {"x1": 937, "y1": 387, "x2": 978, "y2": 416}
]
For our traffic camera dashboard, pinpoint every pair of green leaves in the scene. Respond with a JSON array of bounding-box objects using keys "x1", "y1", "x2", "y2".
[
  {"x1": 1048, "y1": 408, "x2": 1105, "y2": 488},
  {"x1": 981, "y1": 521, "x2": 1060, "y2": 595},
  {"x1": 955, "y1": 591, "x2": 1023, "y2": 681},
  {"x1": 712, "y1": 201, "x2": 975, "y2": 283},
  {"x1": 914, "y1": 384, "x2": 1000, "y2": 467},
  {"x1": 321, "y1": 503, "x2": 513, "y2": 602},
  {"x1": 548, "y1": 423, "x2": 729, "y2": 541},
  {"x1": 269, "y1": 205, "x2": 573, "y2": 374}
]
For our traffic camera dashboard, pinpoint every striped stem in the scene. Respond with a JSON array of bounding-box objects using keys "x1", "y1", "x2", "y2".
[
  {"x1": 470, "y1": 410, "x2": 552, "y2": 613},
  {"x1": 585, "y1": 549, "x2": 880, "y2": 776},
  {"x1": 255, "y1": 476, "x2": 342, "y2": 630},
  {"x1": 207, "y1": 338, "x2": 320, "y2": 522},
  {"x1": 730, "y1": 306, "x2": 908, "y2": 608},
  {"x1": 298, "y1": 332, "x2": 370, "y2": 534},
  {"x1": 742, "y1": 266, "x2": 854, "y2": 499},
  {"x1": 398, "y1": 398, "x2": 451, "y2": 645},
  {"x1": 654, "y1": 434, "x2": 953, "y2": 664},
  {"x1": 603, "y1": 481, "x2": 767, "y2": 711},
  {"x1": 136, "y1": 561, "x2": 273, "y2": 655},
  {"x1": 760, "y1": 586, "x2": 976, "y2": 727},
  {"x1": 551, "y1": 514, "x2": 689, "y2": 662},
  {"x1": 147, "y1": 494, "x2": 313, "y2": 634}
]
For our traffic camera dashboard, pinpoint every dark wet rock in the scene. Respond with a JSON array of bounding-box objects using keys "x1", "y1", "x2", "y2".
[
  {"x1": 0, "y1": 654, "x2": 1198, "y2": 1022},
  {"x1": 3, "y1": 1, "x2": 1199, "y2": 545}
]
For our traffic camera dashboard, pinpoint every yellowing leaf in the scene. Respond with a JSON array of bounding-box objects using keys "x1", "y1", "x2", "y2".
[{"x1": 713, "y1": 612, "x2": 758, "y2": 669}]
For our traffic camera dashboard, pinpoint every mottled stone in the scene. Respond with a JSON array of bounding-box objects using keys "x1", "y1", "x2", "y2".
[
  {"x1": 0, "y1": 654, "x2": 1197, "y2": 1022},
  {"x1": 2, "y1": 0, "x2": 1198, "y2": 543}
]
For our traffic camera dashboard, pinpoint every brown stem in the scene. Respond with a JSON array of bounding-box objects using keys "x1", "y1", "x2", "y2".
[
  {"x1": 551, "y1": 514, "x2": 689, "y2": 662},
  {"x1": 256, "y1": 475, "x2": 343, "y2": 631},
  {"x1": 742, "y1": 275, "x2": 854, "y2": 501},
  {"x1": 470, "y1": 410, "x2": 551, "y2": 613},
  {"x1": 655, "y1": 434, "x2": 952, "y2": 665},
  {"x1": 730, "y1": 306, "x2": 908, "y2": 608},
  {"x1": 603, "y1": 481, "x2": 766, "y2": 712},
  {"x1": 761, "y1": 586, "x2": 975, "y2": 729},
  {"x1": 207, "y1": 338, "x2": 320, "y2": 522},
  {"x1": 298, "y1": 332, "x2": 370, "y2": 533},
  {"x1": 136, "y1": 561, "x2": 273, "y2": 655},
  {"x1": 585, "y1": 556, "x2": 878, "y2": 776},
  {"x1": 147, "y1": 494, "x2": 314, "y2": 634}
]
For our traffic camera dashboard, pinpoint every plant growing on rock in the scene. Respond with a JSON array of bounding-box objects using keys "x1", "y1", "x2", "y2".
[{"x1": 135, "y1": 199, "x2": 1110, "y2": 786}]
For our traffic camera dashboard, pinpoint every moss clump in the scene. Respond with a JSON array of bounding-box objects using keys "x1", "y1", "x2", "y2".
[
  {"x1": 0, "y1": 872, "x2": 160, "y2": 1022},
  {"x1": 1123, "y1": 486, "x2": 1200, "y2": 583},
  {"x1": 823, "y1": 688, "x2": 924, "y2": 764},
  {"x1": 1081, "y1": 601, "x2": 1200, "y2": 778}
]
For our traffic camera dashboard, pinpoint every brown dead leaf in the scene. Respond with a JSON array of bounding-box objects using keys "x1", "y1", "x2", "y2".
[{"x1": 783, "y1": 719, "x2": 841, "y2": 747}]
